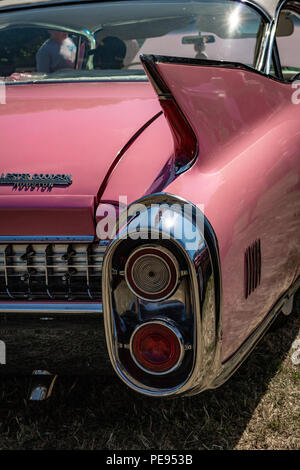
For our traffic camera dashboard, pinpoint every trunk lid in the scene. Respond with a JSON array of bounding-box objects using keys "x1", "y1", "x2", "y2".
[{"x1": 0, "y1": 81, "x2": 161, "y2": 236}]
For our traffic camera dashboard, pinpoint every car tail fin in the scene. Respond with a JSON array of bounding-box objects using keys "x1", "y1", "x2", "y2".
[
  {"x1": 140, "y1": 54, "x2": 198, "y2": 174},
  {"x1": 141, "y1": 54, "x2": 284, "y2": 171}
]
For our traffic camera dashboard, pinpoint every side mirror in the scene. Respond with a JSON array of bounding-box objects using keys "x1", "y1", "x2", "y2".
[
  {"x1": 182, "y1": 34, "x2": 215, "y2": 45},
  {"x1": 276, "y1": 14, "x2": 294, "y2": 37}
]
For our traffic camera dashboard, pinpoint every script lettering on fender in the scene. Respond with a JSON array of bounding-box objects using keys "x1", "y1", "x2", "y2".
[{"x1": 0, "y1": 173, "x2": 72, "y2": 189}]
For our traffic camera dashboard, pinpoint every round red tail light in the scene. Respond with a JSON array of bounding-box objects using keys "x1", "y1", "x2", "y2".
[
  {"x1": 130, "y1": 322, "x2": 184, "y2": 374},
  {"x1": 125, "y1": 246, "x2": 179, "y2": 301}
]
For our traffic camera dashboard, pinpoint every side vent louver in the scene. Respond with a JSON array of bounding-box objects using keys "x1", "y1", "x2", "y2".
[{"x1": 245, "y1": 239, "x2": 261, "y2": 299}]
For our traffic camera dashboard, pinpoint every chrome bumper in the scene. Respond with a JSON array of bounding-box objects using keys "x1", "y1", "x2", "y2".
[{"x1": 0, "y1": 302, "x2": 103, "y2": 316}]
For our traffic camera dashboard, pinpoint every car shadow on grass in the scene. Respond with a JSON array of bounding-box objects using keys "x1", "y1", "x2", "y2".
[{"x1": 0, "y1": 314, "x2": 299, "y2": 450}]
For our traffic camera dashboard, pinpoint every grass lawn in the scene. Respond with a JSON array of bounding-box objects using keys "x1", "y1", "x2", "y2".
[{"x1": 0, "y1": 312, "x2": 299, "y2": 450}]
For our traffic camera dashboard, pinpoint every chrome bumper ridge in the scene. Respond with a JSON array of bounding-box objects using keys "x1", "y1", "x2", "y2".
[{"x1": 0, "y1": 302, "x2": 103, "y2": 316}]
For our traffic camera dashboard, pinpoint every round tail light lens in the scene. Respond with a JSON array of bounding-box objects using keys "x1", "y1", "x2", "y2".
[
  {"x1": 125, "y1": 246, "x2": 179, "y2": 301},
  {"x1": 130, "y1": 322, "x2": 183, "y2": 374}
]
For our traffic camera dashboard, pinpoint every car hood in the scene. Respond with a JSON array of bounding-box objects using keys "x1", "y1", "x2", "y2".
[{"x1": 0, "y1": 81, "x2": 173, "y2": 237}]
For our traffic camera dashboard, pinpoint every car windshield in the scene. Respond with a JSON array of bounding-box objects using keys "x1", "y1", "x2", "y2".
[{"x1": 0, "y1": 0, "x2": 266, "y2": 84}]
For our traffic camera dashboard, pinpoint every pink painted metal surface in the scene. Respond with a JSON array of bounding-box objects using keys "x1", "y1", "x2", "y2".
[
  {"x1": 99, "y1": 113, "x2": 173, "y2": 204},
  {"x1": 0, "y1": 81, "x2": 166, "y2": 236},
  {"x1": 153, "y1": 63, "x2": 300, "y2": 360},
  {"x1": 1, "y1": 61, "x2": 300, "y2": 363}
]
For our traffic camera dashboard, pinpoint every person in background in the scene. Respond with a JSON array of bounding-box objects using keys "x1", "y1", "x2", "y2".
[
  {"x1": 194, "y1": 36, "x2": 208, "y2": 60},
  {"x1": 36, "y1": 30, "x2": 76, "y2": 73},
  {"x1": 93, "y1": 36, "x2": 126, "y2": 69}
]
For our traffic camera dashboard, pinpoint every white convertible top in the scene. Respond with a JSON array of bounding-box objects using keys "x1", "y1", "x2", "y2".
[{"x1": 0, "y1": 0, "x2": 287, "y2": 19}]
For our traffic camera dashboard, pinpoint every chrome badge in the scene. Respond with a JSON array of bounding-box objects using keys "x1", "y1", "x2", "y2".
[{"x1": 0, "y1": 173, "x2": 72, "y2": 189}]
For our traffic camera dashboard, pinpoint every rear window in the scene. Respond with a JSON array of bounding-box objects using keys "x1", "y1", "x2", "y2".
[{"x1": 0, "y1": 0, "x2": 265, "y2": 83}]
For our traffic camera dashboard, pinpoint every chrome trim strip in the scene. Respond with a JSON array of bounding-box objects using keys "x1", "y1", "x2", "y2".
[
  {"x1": 256, "y1": 19, "x2": 273, "y2": 72},
  {"x1": 265, "y1": 0, "x2": 288, "y2": 75},
  {"x1": 0, "y1": 236, "x2": 95, "y2": 242},
  {"x1": 242, "y1": 0, "x2": 274, "y2": 72},
  {"x1": 0, "y1": 302, "x2": 103, "y2": 314}
]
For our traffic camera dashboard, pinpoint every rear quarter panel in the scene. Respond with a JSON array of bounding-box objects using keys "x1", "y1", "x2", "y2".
[{"x1": 157, "y1": 63, "x2": 300, "y2": 360}]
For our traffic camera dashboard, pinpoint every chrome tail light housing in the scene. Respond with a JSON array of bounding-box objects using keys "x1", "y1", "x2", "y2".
[{"x1": 102, "y1": 193, "x2": 222, "y2": 398}]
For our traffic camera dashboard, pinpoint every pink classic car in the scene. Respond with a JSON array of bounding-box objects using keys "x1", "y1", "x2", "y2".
[{"x1": 0, "y1": 0, "x2": 299, "y2": 399}]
